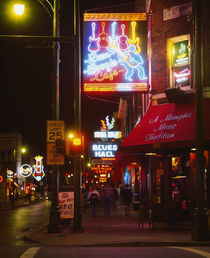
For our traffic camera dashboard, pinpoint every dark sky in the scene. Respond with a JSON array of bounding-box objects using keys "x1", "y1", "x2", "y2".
[{"x1": 0, "y1": 0, "x2": 136, "y2": 157}]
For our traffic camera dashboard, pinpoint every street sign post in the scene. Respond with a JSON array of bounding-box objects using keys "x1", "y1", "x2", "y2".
[{"x1": 47, "y1": 120, "x2": 65, "y2": 142}]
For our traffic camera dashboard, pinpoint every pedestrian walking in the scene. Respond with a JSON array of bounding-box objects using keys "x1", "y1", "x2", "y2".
[
  {"x1": 121, "y1": 184, "x2": 132, "y2": 216},
  {"x1": 101, "y1": 181, "x2": 114, "y2": 216},
  {"x1": 88, "y1": 185, "x2": 100, "y2": 217}
]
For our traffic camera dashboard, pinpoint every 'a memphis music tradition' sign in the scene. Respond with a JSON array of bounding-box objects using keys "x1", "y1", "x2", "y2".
[{"x1": 83, "y1": 13, "x2": 148, "y2": 92}]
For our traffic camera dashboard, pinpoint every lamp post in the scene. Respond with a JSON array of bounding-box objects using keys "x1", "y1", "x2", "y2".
[
  {"x1": 7, "y1": 0, "x2": 61, "y2": 231},
  {"x1": 48, "y1": 0, "x2": 61, "y2": 233},
  {"x1": 2, "y1": 0, "x2": 82, "y2": 232}
]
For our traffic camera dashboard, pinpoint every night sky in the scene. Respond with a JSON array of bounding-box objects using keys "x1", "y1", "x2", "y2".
[{"x1": 0, "y1": 0, "x2": 136, "y2": 157}]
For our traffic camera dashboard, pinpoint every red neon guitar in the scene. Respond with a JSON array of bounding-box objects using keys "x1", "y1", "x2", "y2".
[
  {"x1": 88, "y1": 22, "x2": 99, "y2": 52},
  {"x1": 99, "y1": 22, "x2": 109, "y2": 49},
  {"x1": 119, "y1": 24, "x2": 129, "y2": 50}
]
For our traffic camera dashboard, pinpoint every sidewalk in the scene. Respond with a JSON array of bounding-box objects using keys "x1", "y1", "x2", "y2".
[
  {"x1": 0, "y1": 199, "x2": 41, "y2": 211},
  {"x1": 24, "y1": 207, "x2": 210, "y2": 247}
]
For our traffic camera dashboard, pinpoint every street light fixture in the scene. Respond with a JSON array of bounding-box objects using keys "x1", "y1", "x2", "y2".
[
  {"x1": 21, "y1": 147, "x2": 26, "y2": 154},
  {"x1": 13, "y1": 4, "x2": 24, "y2": 16}
]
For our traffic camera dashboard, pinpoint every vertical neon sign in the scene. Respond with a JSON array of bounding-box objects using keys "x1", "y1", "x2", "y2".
[
  {"x1": 83, "y1": 13, "x2": 148, "y2": 92},
  {"x1": 33, "y1": 156, "x2": 45, "y2": 182}
]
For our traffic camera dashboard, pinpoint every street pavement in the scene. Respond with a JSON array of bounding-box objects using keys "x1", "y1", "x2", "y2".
[{"x1": 22, "y1": 205, "x2": 210, "y2": 247}]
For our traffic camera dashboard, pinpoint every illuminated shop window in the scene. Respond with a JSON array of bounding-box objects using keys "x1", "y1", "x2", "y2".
[{"x1": 168, "y1": 35, "x2": 191, "y2": 90}]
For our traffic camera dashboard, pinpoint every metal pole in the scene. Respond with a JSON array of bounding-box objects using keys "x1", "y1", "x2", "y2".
[
  {"x1": 72, "y1": 0, "x2": 83, "y2": 233},
  {"x1": 192, "y1": 0, "x2": 208, "y2": 241},
  {"x1": 11, "y1": 148, "x2": 16, "y2": 207},
  {"x1": 48, "y1": 0, "x2": 61, "y2": 233}
]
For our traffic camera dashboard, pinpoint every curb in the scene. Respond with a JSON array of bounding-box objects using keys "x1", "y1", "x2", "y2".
[
  {"x1": 22, "y1": 236, "x2": 210, "y2": 247},
  {"x1": 22, "y1": 226, "x2": 210, "y2": 247}
]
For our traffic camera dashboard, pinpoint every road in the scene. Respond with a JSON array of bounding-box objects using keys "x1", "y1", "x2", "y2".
[
  {"x1": 0, "y1": 201, "x2": 210, "y2": 257},
  {"x1": 0, "y1": 246, "x2": 210, "y2": 258},
  {"x1": 0, "y1": 200, "x2": 50, "y2": 245}
]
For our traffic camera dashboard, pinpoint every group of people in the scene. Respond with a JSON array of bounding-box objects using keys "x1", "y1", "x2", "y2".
[{"x1": 87, "y1": 181, "x2": 133, "y2": 217}]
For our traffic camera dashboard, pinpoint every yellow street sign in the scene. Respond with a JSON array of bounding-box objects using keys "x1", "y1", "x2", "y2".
[
  {"x1": 47, "y1": 120, "x2": 65, "y2": 143},
  {"x1": 46, "y1": 143, "x2": 64, "y2": 165}
]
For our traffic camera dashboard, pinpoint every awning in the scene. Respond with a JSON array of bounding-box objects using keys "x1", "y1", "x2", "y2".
[
  {"x1": 114, "y1": 99, "x2": 210, "y2": 166},
  {"x1": 111, "y1": 167, "x2": 123, "y2": 183}
]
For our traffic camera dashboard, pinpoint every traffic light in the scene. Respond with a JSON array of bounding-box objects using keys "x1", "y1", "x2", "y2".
[{"x1": 66, "y1": 134, "x2": 84, "y2": 156}]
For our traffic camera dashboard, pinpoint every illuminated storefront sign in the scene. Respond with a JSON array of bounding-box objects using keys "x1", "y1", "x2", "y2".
[
  {"x1": 91, "y1": 142, "x2": 119, "y2": 158},
  {"x1": 83, "y1": 13, "x2": 148, "y2": 92},
  {"x1": 174, "y1": 67, "x2": 190, "y2": 86},
  {"x1": 173, "y1": 40, "x2": 189, "y2": 66},
  {"x1": 33, "y1": 156, "x2": 45, "y2": 182},
  {"x1": 7, "y1": 170, "x2": 13, "y2": 178},
  {"x1": 20, "y1": 164, "x2": 32, "y2": 177},
  {"x1": 91, "y1": 165, "x2": 112, "y2": 173},
  {"x1": 101, "y1": 116, "x2": 115, "y2": 130},
  {"x1": 99, "y1": 173, "x2": 107, "y2": 183},
  {"x1": 94, "y1": 131, "x2": 122, "y2": 139}
]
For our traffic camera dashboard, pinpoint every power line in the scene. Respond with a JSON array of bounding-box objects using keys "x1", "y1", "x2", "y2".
[{"x1": 85, "y1": 94, "x2": 142, "y2": 109}]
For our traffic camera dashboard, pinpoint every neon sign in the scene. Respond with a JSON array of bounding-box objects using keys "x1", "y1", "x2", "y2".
[
  {"x1": 174, "y1": 68, "x2": 190, "y2": 84},
  {"x1": 94, "y1": 131, "x2": 122, "y2": 139},
  {"x1": 100, "y1": 116, "x2": 115, "y2": 130},
  {"x1": 91, "y1": 166, "x2": 112, "y2": 172},
  {"x1": 7, "y1": 170, "x2": 13, "y2": 178},
  {"x1": 83, "y1": 13, "x2": 148, "y2": 92},
  {"x1": 33, "y1": 156, "x2": 45, "y2": 182},
  {"x1": 173, "y1": 40, "x2": 189, "y2": 66},
  {"x1": 91, "y1": 143, "x2": 119, "y2": 158},
  {"x1": 20, "y1": 164, "x2": 32, "y2": 177}
]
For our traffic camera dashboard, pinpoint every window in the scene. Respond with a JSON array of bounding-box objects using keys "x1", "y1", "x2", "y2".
[{"x1": 168, "y1": 35, "x2": 191, "y2": 90}]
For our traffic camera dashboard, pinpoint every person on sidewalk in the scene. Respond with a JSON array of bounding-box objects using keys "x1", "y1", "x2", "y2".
[
  {"x1": 101, "y1": 181, "x2": 114, "y2": 217},
  {"x1": 121, "y1": 184, "x2": 132, "y2": 216},
  {"x1": 88, "y1": 185, "x2": 100, "y2": 217}
]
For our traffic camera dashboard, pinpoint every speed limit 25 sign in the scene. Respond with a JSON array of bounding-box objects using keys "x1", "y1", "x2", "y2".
[{"x1": 47, "y1": 120, "x2": 65, "y2": 142}]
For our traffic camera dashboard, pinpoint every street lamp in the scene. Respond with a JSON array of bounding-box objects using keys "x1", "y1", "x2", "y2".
[
  {"x1": 9, "y1": 0, "x2": 61, "y2": 232},
  {"x1": 2, "y1": 0, "x2": 82, "y2": 232},
  {"x1": 21, "y1": 147, "x2": 26, "y2": 154},
  {"x1": 13, "y1": 4, "x2": 24, "y2": 16}
]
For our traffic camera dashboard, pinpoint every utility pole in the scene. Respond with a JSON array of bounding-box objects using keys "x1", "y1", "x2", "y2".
[
  {"x1": 71, "y1": 0, "x2": 84, "y2": 233},
  {"x1": 192, "y1": 0, "x2": 208, "y2": 241},
  {"x1": 48, "y1": 0, "x2": 61, "y2": 233}
]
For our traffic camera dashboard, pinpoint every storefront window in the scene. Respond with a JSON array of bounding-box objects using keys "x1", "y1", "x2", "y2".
[
  {"x1": 168, "y1": 35, "x2": 191, "y2": 90},
  {"x1": 171, "y1": 155, "x2": 191, "y2": 220}
]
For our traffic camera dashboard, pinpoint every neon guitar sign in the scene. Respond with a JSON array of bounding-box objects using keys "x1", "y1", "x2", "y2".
[
  {"x1": 83, "y1": 13, "x2": 148, "y2": 92},
  {"x1": 119, "y1": 24, "x2": 129, "y2": 50},
  {"x1": 88, "y1": 22, "x2": 99, "y2": 52},
  {"x1": 99, "y1": 22, "x2": 109, "y2": 48}
]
